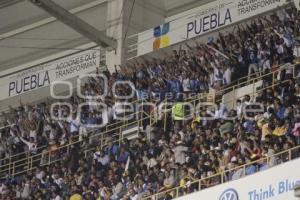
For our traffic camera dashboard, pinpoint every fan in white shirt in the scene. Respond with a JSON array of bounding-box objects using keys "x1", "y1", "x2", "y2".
[
  {"x1": 224, "y1": 67, "x2": 232, "y2": 85},
  {"x1": 293, "y1": 42, "x2": 300, "y2": 62},
  {"x1": 262, "y1": 58, "x2": 271, "y2": 71},
  {"x1": 19, "y1": 137, "x2": 37, "y2": 153},
  {"x1": 236, "y1": 100, "x2": 243, "y2": 119},
  {"x1": 68, "y1": 114, "x2": 80, "y2": 134},
  {"x1": 182, "y1": 77, "x2": 191, "y2": 92},
  {"x1": 51, "y1": 191, "x2": 63, "y2": 200},
  {"x1": 53, "y1": 195, "x2": 63, "y2": 200}
]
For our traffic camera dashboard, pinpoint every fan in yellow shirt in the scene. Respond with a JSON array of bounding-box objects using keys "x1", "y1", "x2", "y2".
[
  {"x1": 273, "y1": 120, "x2": 288, "y2": 137},
  {"x1": 261, "y1": 123, "x2": 273, "y2": 141},
  {"x1": 191, "y1": 115, "x2": 201, "y2": 130},
  {"x1": 70, "y1": 193, "x2": 83, "y2": 200}
]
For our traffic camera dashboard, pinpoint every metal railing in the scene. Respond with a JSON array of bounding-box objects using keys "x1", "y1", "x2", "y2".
[
  {"x1": 142, "y1": 145, "x2": 300, "y2": 200},
  {"x1": 148, "y1": 92, "x2": 214, "y2": 127},
  {"x1": 0, "y1": 62, "x2": 298, "y2": 179},
  {"x1": 0, "y1": 96, "x2": 145, "y2": 159},
  {"x1": 216, "y1": 62, "x2": 299, "y2": 107},
  {"x1": 0, "y1": 109, "x2": 150, "y2": 178},
  {"x1": 0, "y1": 91, "x2": 215, "y2": 179},
  {"x1": 1, "y1": 62, "x2": 295, "y2": 167},
  {"x1": 223, "y1": 61, "x2": 298, "y2": 90},
  {"x1": 149, "y1": 63, "x2": 299, "y2": 125},
  {"x1": 141, "y1": 63, "x2": 300, "y2": 200}
]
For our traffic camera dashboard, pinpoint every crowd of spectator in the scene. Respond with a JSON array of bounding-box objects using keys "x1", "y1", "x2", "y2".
[{"x1": 0, "y1": 6, "x2": 300, "y2": 200}]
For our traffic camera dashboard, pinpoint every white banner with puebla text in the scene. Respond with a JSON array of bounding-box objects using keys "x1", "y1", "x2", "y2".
[
  {"x1": 137, "y1": 0, "x2": 288, "y2": 56},
  {"x1": 0, "y1": 49, "x2": 100, "y2": 101},
  {"x1": 176, "y1": 158, "x2": 300, "y2": 200}
]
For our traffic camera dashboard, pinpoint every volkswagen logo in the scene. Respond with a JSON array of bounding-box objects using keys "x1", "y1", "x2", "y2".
[{"x1": 219, "y1": 188, "x2": 239, "y2": 200}]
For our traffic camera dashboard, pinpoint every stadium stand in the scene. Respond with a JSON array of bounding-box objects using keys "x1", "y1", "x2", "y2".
[
  {"x1": 2, "y1": 6, "x2": 300, "y2": 158},
  {"x1": 0, "y1": 4, "x2": 300, "y2": 200}
]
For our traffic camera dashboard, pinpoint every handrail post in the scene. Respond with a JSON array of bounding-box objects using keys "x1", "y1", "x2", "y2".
[
  {"x1": 193, "y1": 95, "x2": 197, "y2": 116},
  {"x1": 119, "y1": 127, "x2": 123, "y2": 146},
  {"x1": 141, "y1": 100, "x2": 144, "y2": 128},
  {"x1": 12, "y1": 162, "x2": 15, "y2": 177},
  {"x1": 8, "y1": 161, "x2": 11, "y2": 177},
  {"x1": 198, "y1": 179, "x2": 202, "y2": 191},
  {"x1": 27, "y1": 152, "x2": 30, "y2": 171},
  {"x1": 232, "y1": 86, "x2": 235, "y2": 109},
  {"x1": 164, "y1": 111, "x2": 167, "y2": 132},
  {"x1": 176, "y1": 187, "x2": 179, "y2": 198},
  {"x1": 221, "y1": 172, "x2": 224, "y2": 184},
  {"x1": 140, "y1": 112, "x2": 143, "y2": 129},
  {"x1": 252, "y1": 79, "x2": 255, "y2": 100},
  {"x1": 293, "y1": 64, "x2": 296, "y2": 79},
  {"x1": 48, "y1": 151, "x2": 51, "y2": 165},
  {"x1": 272, "y1": 70, "x2": 275, "y2": 86},
  {"x1": 139, "y1": 112, "x2": 142, "y2": 128},
  {"x1": 8, "y1": 157, "x2": 11, "y2": 176},
  {"x1": 67, "y1": 143, "x2": 70, "y2": 154},
  {"x1": 100, "y1": 131, "x2": 104, "y2": 150},
  {"x1": 123, "y1": 103, "x2": 126, "y2": 127},
  {"x1": 289, "y1": 149, "x2": 292, "y2": 161},
  {"x1": 30, "y1": 156, "x2": 33, "y2": 171},
  {"x1": 164, "y1": 99, "x2": 167, "y2": 132}
]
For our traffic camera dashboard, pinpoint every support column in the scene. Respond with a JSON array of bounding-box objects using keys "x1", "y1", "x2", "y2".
[
  {"x1": 29, "y1": 0, "x2": 117, "y2": 49},
  {"x1": 105, "y1": 0, "x2": 126, "y2": 73},
  {"x1": 105, "y1": 0, "x2": 166, "y2": 73}
]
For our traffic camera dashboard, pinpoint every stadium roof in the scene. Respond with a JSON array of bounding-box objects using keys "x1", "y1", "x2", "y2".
[{"x1": 0, "y1": 0, "x2": 210, "y2": 74}]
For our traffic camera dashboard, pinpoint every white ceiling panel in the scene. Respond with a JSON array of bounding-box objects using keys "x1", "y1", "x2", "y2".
[
  {"x1": 0, "y1": 0, "x2": 210, "y2": 73},
  {"x1": 0, "y1": 0, "x2": 99, "y2": 33},
  {"x1": 0, "y1": 0, "x2": 107, "y2": 71}
]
